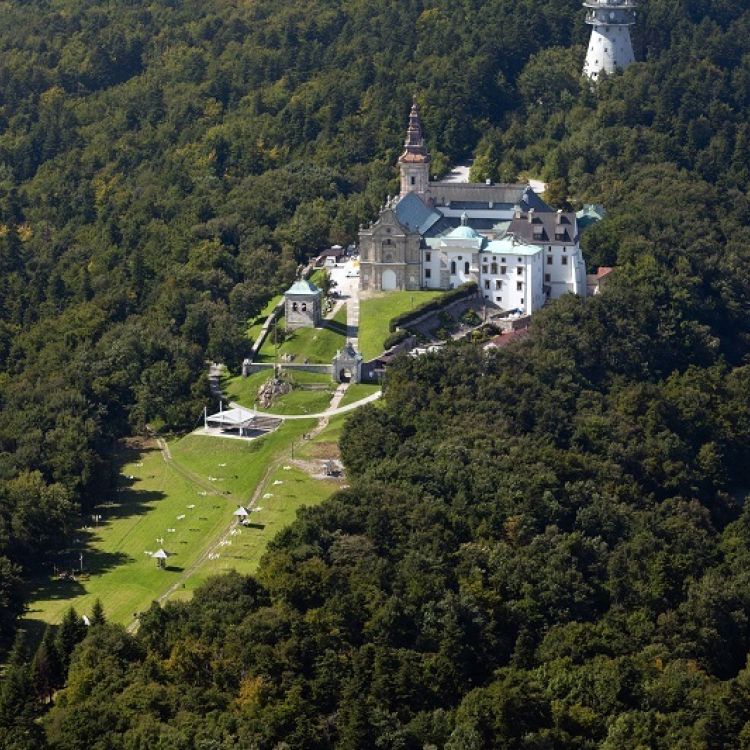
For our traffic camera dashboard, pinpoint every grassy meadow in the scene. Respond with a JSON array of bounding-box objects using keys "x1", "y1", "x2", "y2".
[{"x1": 21, "y1": 421, "x2": 325, "y2": 631}]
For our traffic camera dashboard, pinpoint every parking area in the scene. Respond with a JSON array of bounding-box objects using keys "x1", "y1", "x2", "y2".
[
  {"x1": 326, "y1": 258, "x2": 360, "y2": 346},
  {"x1": 328, "y1": 257, "x2": 359, "y2": 299}
]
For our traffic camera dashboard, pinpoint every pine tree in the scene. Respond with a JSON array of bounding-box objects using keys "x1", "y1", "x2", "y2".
[
  {"x1": 5, "y1": 630, "x2": 27, "y2": 668},
  {"x1": 32, "y1": 626, "x2": 62, "y2": 702},
  {"x1": 54, "y1": 607, "x2": 86, "y2": 674},
  {"x1": 0, "y1": 662, "x2": 45, "y2": 749},
  {"x1": 90, "y1": 599, "x2": 106, "y2": 626}
]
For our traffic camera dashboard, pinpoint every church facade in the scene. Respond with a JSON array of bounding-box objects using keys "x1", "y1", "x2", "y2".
[{"x1": 358, "y1": 101, "x2": 587, "y2": 313}]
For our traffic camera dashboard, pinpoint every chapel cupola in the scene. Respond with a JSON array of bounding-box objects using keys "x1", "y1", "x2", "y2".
[
  {"x1": 583, "y1": 0, "x2": 636, "y2": 80},
  {"x1": 398, "y1": 97, "x2": 431, "y2": 198}
]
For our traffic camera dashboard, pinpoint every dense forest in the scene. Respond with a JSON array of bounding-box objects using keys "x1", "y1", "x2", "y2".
[{"x1": 1, "y1": 0, "x2": 750, "y2": 746}]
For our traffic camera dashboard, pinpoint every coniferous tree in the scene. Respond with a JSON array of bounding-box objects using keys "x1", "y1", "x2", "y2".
[
  {"x1": 90, "y1": 599, "x2": 106, "y2": 627},
  {"x1": 54, "y1": 608, "x2": 86, "y2": 675},
  {"x1": 32, "y1": 625, "x2": 62, "y2": 702},
  {"x1": 0, "y1": 662, "x2": 45, "y2": 750}
]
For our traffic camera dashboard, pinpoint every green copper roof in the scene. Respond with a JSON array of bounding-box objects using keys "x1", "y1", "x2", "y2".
[
  {"x1": 285, "y1": 279, "x2": 321, "y2": 295},
  {"x1": 446, "y1": 224, "x2": 482, "y2": 240},
  {"x1": 484, "y1": 236, "x2": 542, "y2": 256}
]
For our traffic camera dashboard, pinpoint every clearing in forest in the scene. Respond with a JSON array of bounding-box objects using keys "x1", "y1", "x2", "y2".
[{"x1": 20, "y1": 419, "x2": 343, "y2": 633}]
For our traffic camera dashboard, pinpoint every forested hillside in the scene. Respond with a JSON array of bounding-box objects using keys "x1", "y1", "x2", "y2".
[
  {"x1": 1, "y1": 0, "x2": 750, "y2": 747},
  {"x1": 0, "y1": 0, "x2": 583, "y2": 646}
]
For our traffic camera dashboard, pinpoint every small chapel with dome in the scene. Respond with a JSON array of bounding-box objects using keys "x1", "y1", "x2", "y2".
[{"x1": 358, "y1": 100, "x2": 588, "y2": 315}]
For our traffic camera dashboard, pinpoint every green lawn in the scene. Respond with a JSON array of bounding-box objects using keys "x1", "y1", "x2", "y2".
[
  {"x1": 298, "y1": 414, "x2": 348, "y2": 460},
  {"x1": 225, "y1": 370, "x2": 334, "y2": 415},
  {"x1": 258, "y1": 304, "x2": 347, "y2": 363},
  {"x1": 309, "y1": 268, "x2": 328, "y2": 287},
  {"x1": 224, "y1": 370, "x2": 275, "y2": 407},
  {"x1": 22, "y1": 422, "x2": 316, "y2": 630},
  {"x1": 358, "y1": 290, "x2": 444, "y2": 359},
  {"x1": 269, "y1": 387, "x2": 333, "y2": 415},
  {"x1": 171, "y1": 463, "x2": 340, "y2": 597},
  {"x1": 338, "y1": 383, "x2": 381, "y2": 407}
]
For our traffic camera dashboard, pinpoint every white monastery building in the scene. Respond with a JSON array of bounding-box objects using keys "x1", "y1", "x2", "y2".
[
  {"x1": 582, "y1": 0, "x2": 637, "y2": 80},
  {"x1": 358, "y1": 101, "x2": 587, "y2": 314}
]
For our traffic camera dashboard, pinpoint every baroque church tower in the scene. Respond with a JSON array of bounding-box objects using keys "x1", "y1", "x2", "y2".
[
  {"x1": 398, "y1": 98, "x2": 430, "y2": 198},
  {"x1": 582, "y1": 0, "x2": 636, "y2": 80}
]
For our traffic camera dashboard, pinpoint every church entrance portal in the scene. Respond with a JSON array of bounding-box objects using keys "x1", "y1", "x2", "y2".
[
  {"x1": 381, "y1": 269, "x2": 397, "y2": 290},
  {"x1": 339, "y1": 368, "x2": 352, "y2": 382}
]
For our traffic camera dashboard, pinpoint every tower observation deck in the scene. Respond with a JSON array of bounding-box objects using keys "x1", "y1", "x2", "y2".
[{"x1": 582, "y1": 0, "x2": 636, "y2": 80}]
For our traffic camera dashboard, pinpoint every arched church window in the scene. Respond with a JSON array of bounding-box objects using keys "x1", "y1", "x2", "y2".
[
  {"x1": 451, "y1": 261, "x2": 456, "y2": 275},
  {"x1": 464, "y1": 261, "x2": 470, "y2": 274},
  {"x1": 292, "y1": 302, "x2": 298, "y2": 311},
  {"x1": 301, "y1": 302, "x2": 307, "y2": 312}
]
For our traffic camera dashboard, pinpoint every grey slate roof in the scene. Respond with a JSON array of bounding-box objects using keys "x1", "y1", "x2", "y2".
[
  {"x1": 428, "y1": 183, "x2": 553, "y2": 212},
  {"x1": 508, "y1": 211, "x2": 578, "y2": 246},
  {"x1": 394, "y1": 191, "x2": 442, "y2": 234}
]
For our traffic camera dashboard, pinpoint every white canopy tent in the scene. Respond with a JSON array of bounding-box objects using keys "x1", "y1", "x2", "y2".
[
  {"x1": 204, "y1": 405, "x2": 257, "y2": 436},
  {"x1": 151, "y1": 548, "x2": 171, "y2": 568}
]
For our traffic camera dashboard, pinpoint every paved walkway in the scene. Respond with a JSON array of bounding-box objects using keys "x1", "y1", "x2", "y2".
[{"x1": 328, "y1": 261, "x2": 360, "y2": 345}]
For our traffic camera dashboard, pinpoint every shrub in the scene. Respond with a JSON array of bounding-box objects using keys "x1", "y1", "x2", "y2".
[{"x1": 383, "y1": 329, "x2": 410, "y2": 350}]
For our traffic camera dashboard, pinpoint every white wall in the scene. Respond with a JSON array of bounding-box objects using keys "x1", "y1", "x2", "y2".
[
  {"x1": 479, "y1": 249, "x2": 541, "y2": 312},
  {"x1": 583, "y1": 25, "x2": 635, "y2": 79},
  {"x1": 422, "y1": 248, "x2": 441, "y2": 288}
]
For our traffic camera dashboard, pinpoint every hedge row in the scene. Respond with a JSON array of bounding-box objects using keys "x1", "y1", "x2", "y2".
[{"x1": 388, "y1": 282, "x2": 479, "y2": 332}]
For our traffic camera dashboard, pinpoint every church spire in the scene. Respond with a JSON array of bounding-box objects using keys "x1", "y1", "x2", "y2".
[
  {"x1": 398, "y1": 97, "x2": 431, "y2": 198},
  {"x1": 400, "y1": 97, "x2": 430, "y2": 163}
]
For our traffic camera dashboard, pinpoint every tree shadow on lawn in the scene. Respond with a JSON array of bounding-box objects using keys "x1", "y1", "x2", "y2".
[
  {"x1": 94, "y1": 487, "x2": 167, "y2": 524},
  {"x1": 92, "y1": 446, "x2": 167, "y2": 525},
  {"x1": 16, "y1": 618, "x2": 49, "y2": 650},
  {"x1": 26, "y1": 545, "x2": 133, "y2": 603}
]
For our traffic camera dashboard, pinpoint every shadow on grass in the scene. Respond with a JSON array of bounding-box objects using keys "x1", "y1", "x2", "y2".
[
  {"x1": 88, "y1": 445, "x2": 167, "y2": 526},
  {"x1": 243, "y1": 522, "x2": 267, "y2": 530},
  {"x1": 17, "y1": 618, "x2": 53, "y2": 650},
  {"x1": 164, "y1": 565, "x2": 184, "y2": 573},
  {"x1": 25, "y1": 543, "x2": 133, "y2": 605},
  {"x1": 322, "y1": 319, "x2": 348, "y2": 336},
  {"x1": 24, "y1": 575, "x2": 87, "y2": 610}
]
